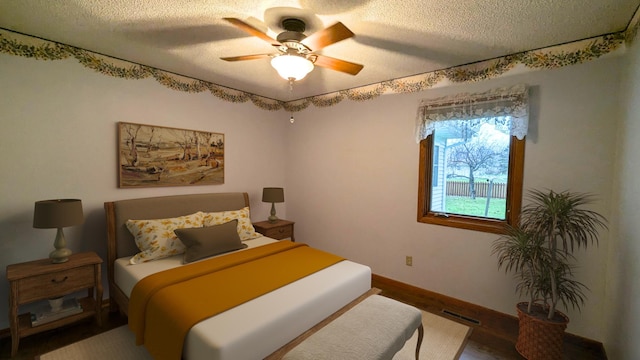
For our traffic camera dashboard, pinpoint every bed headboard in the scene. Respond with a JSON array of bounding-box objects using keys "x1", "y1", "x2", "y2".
[{"x1": 104, "y1": 192, "x2": 249, "y2": 313}]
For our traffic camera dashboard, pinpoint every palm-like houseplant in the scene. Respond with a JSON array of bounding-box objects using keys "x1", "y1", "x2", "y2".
[{"x1": 492, "y1": 189, "x2": 607, "y2": 360}]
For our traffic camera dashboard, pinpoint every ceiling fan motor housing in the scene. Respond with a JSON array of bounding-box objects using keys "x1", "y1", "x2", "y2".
[
  {"x1": 281, "y1": 18, "x2": 306, "y2": 32},
  {"x1": 277, "y1": 18, "x2": 307, "y2": 43}
]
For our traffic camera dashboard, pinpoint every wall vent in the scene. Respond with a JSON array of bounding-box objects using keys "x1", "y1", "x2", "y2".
[{"x1": 441, "y1": 309, "x2": 481, "y2": 325}]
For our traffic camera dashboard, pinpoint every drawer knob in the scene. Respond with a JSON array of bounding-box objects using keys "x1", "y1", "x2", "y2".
[
  {"x1": 279, "y1": 228, "x2": 285, "y2": 233},
  {"x1": 51, "y1": 276, "x2": 68, "y2": 284}
]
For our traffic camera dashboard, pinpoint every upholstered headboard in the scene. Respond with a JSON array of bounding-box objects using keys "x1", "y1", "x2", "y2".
[{"x1": 104, "y1": 192, "x2": 249, "y2": 313}]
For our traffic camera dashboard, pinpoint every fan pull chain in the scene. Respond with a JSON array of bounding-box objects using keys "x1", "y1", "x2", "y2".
[{"x1": 289, "y1": 78, "x2": 295, "y2": 123}]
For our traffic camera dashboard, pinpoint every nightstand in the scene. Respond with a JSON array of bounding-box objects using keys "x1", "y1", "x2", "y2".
[
  {"x1": 253, "y1": 219, "x2": 295, "y2": 242},
  {"x1": 6, "y1": 251, "x2": 103, "y2": 357}
]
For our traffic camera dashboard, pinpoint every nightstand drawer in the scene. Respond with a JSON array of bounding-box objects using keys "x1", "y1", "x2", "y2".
[
  {"x1": 18, "y1": 266, "x2": 94, "y2": 303},
  {"x1": 262, "y1": 225, "x2": 293, "y2": 239},
  {"x1": 253, "y1": 219, "x2": 295, "y2": 242}
]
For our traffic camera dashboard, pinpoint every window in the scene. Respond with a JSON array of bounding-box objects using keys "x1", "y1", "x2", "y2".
[{"x1": 416, "y1": 85, "x2": 528, "y2": 234}]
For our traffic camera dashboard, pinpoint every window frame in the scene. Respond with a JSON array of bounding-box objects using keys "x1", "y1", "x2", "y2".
[{"x1": 417, "y1": 132, "x2": 525, "y2": 234}]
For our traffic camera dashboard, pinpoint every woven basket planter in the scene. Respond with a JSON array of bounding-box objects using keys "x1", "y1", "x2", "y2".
[{"x1": 515, "y1": 302, "x2": 569, "y2": 360}]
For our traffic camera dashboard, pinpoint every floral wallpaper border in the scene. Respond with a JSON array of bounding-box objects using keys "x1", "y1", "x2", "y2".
[{"x1": 1, "y1": 15, "x2": 638, "y2": 113}]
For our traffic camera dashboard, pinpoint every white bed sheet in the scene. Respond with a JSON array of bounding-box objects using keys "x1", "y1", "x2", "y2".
[{"x1": 114, "y1": 237, "x2": 372, "y2": 360}]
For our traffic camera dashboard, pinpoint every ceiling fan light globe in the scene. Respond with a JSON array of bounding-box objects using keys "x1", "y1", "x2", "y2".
[{"x1": 271, "y1": 55, "x2": 314, "y2": 81}]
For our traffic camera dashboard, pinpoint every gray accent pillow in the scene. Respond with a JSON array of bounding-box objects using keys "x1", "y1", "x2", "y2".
[{"x1": 174, "y1": 220, "x2": 247, "y2": 263}]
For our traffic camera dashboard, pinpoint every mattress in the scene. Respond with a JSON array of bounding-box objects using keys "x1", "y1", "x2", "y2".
[{"x1": 114, "y1": 237, "x2": 372, "y2": 360}]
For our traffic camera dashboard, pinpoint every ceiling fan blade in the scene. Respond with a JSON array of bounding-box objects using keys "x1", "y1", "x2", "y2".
[
  {"x1": 220, "y1": 54, "x2": 272, "y2": 61},
  {"x1": 313, "y1": 55, "x2": 363, "y2": 75},
  {"x1": 301, "y1": 22, "x2": 354, "y2": 51},
  {"x1": 223, "y1": 18, "x2": 281, "y2": 46}
]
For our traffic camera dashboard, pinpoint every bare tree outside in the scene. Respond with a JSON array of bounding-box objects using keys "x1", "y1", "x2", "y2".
[{"x1": 439, "y1": 119, "x2": 509, "y2": 199}]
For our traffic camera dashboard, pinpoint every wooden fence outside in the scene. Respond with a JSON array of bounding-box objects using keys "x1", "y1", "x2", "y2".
[{"x1": 446, "y1": 180, "x2": 507, "y2": 199}]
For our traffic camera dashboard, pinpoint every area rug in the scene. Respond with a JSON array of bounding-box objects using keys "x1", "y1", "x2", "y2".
[
  {"x1": 393, "y1": 311, "x2": 472, "y2": 360},
  {"x1": 39, "y1": 311, "x2": 471, "y2": 360},
  {"x1": 37, "y1": 326, "x2": 151, "y2": 360}
]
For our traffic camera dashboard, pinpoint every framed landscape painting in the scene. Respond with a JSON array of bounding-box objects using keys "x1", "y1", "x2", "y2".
[{"x1": 118, "y1": 122, "x2": 224, "y2": 188}]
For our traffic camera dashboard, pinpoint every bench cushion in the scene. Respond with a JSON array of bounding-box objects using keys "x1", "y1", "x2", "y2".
[{"x1": 283, "y1": 295, "x2": 422, "y2": 360}]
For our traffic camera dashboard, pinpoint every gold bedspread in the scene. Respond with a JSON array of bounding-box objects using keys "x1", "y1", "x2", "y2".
[{"x1": 128, "y1": 241, "x2": 344, "y2": 360}]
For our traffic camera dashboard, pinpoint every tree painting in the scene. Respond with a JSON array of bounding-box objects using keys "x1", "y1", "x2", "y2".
[
  {"x1": 118, "y1": 122, "x2": 224, "y2": 187},
  {"x1": 122, "y1": 123, "x2": 141, "y2": 166}
]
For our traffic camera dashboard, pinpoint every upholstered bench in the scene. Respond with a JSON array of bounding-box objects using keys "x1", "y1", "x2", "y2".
[{"x1": 282, "y1": 294, "x2": 424, "y2": 360}]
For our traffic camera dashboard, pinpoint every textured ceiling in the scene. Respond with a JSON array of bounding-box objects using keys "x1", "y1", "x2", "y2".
[{"x1": 1, "y1": 0, "x2": 638, "y2": 101}]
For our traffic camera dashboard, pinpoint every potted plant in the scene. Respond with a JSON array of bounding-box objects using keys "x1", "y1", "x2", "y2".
[{"x1": 492, "y1": 189, "x2": 607, "y2": 360}]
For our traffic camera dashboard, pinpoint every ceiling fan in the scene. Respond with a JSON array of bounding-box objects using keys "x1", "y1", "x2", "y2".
[{"x1": 221, "y1": 17, "x2": 364, "y2": 81}]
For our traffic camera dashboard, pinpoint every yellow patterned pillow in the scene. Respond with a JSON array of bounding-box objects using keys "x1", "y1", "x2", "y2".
[
  {"x1": 202, "y1": 207, "x2": 260, "y2": 241},
  {"x1": 126, "y1": 212, "x2": 204, "y2": 264}
]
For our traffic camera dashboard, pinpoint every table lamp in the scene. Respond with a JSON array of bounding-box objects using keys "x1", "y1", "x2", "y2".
[
  {"x1": 33, "y1": 199, "x2": 84, "y2": 263},
  {"x1": 262, "y1": 187, "x2": 284, "y2": 223}
]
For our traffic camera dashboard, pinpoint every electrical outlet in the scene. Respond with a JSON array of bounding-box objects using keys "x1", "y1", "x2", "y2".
[{"x1": 406, "y1": 256, "x2": 413, "y2": 266}]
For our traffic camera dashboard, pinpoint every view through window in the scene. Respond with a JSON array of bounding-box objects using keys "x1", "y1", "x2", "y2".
[{"x1": 430, "y1": 117, "x2": 511, "y2": 220}]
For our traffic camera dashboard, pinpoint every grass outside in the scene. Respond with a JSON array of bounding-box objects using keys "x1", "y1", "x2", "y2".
[{"x1": 445, "y1": 196, "x2": 506, "y2": 219}]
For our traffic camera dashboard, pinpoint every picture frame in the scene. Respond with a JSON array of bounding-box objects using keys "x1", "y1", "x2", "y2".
[{"x1": 117, "y1": 122, "x2": 224, "y2": 188}]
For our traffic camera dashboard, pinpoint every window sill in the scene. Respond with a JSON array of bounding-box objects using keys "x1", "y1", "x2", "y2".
[{"x1": 417, "y1": 213, "x2": 508, "y2": 234}]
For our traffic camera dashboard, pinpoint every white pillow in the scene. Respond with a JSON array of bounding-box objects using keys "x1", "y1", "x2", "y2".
[
  {"x1": 126, "y1": 212, "x2": 204, "y2": 264},
  {"x1": 202, "y1": 207, "x2": 260, "y2": 241}
]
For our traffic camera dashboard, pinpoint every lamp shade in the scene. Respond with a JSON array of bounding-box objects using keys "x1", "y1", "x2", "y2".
[
  {"x1": 33, "y1": 199, "x2": 84, "y2": 229},
  {"x1": 270, "y1": 55, "x2": 314, "y2": 81},
  {"x1": 262, "y1": 188, "x2": 284, "y2": 203}
]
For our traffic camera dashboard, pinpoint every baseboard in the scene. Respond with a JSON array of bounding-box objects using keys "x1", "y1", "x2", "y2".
[{"x1": 372, "y1": 273, "x2": 607, "y2": 356}]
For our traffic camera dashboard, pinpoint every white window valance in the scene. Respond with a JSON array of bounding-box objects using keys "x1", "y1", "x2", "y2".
[{"x1": 415, "y1": 84, "x2": 529, "y2": 142}]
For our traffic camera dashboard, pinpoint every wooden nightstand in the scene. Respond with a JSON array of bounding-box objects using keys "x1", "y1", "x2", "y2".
[
  {"x1": 253, "y1": 219, "x2": 295, "y2": 242},
  {"x1": 6, "y1": 252, "x2": 103, "y2": 357}
]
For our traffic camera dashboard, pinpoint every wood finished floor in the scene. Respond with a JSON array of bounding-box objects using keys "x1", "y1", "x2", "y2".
[{"x1": 0, "y1": 301, "x2": 602, "y2": 360}]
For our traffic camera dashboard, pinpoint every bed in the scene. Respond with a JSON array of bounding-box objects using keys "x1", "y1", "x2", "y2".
[{"x1": 104, "y1": 192, "x2": 372, "y2": 360}]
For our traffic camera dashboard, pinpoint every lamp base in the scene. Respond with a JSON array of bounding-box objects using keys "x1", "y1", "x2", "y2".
[
  {"x1": 50, "y1": 228, "x2": 72, "y2": 263},
  {"x1": 268, "y1": 202, "x2": 279, "y2": 223},
  {"x1": 50, "y1": 248, "x2": 71, "y2": 263}
]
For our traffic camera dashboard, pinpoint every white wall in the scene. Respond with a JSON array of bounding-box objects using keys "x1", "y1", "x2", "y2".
[
  {"x1": 604, "y1": 37, "x2": 640, "y2": 359},
  {"x1": 285, "y1": 55, "x2": 620, "y2": 342},
  {"x1": 0, "y1": 54, "x2": 288, "y2": 330}
]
